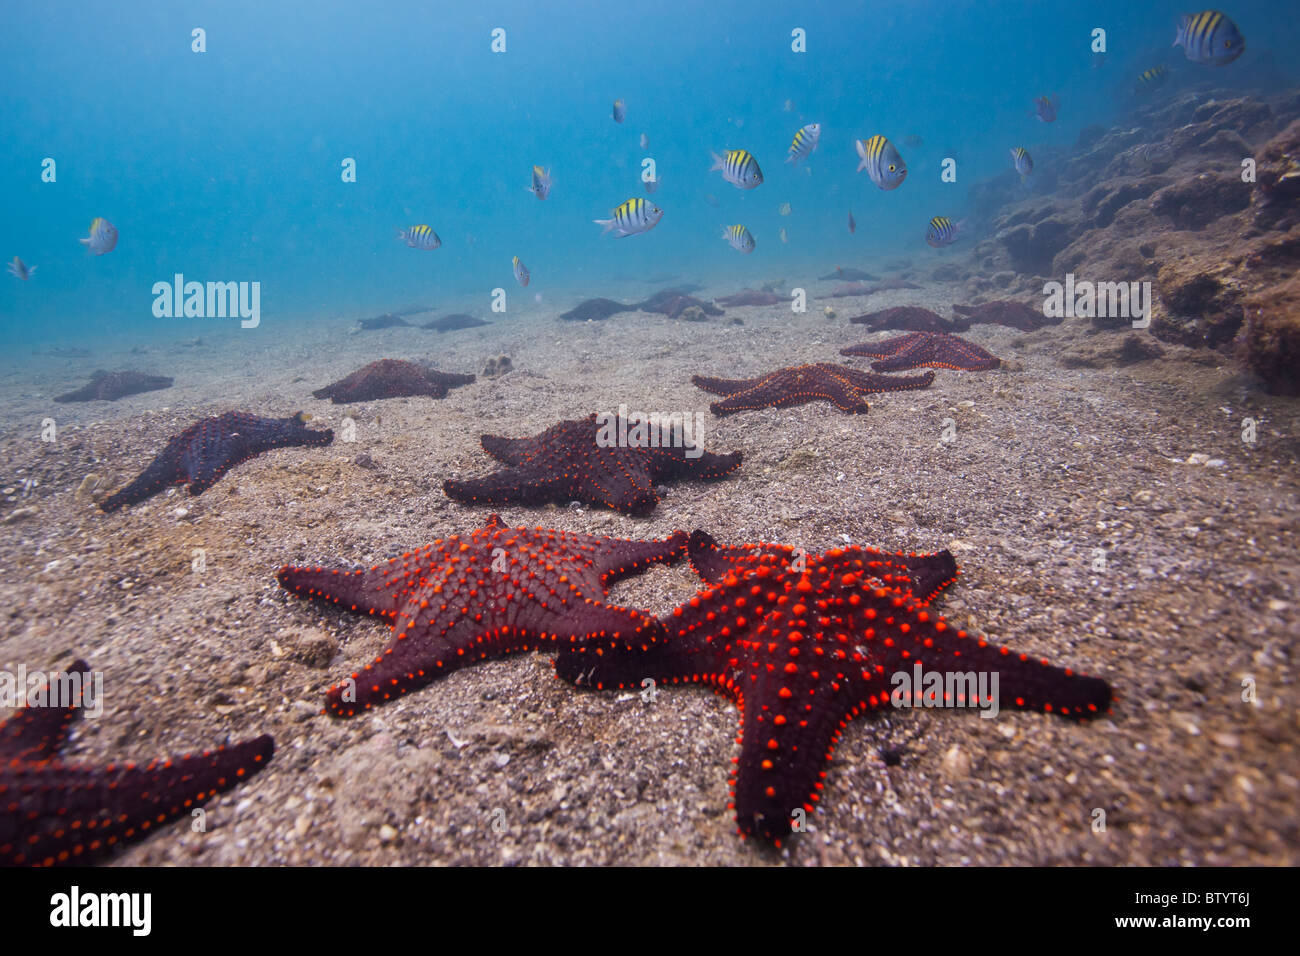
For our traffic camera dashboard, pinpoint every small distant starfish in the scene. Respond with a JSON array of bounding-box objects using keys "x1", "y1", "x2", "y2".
[
  {"x1": 53, "y1": 370, "x2": 174, "y2": 403},
  {"x1": 444, "y1": 414, "x2": 742, "y2": 516},
  {"x1": 0, "y1": 659, "x2": 273, "y2": 867},
  {"x1": 278, "y1": 515, "x2": 688, "y2": 716},
  {"x1": 558, "y1": 540, "x2": 1112, "y2": 844},
  {"x1": 312, "y1": 359, "x2": 475, "y2": 403},
  {"x1": 691, "y1": 362, "x2": 933, "y2": 416},
  {"x1": 100, "y1": 411, "x2": 334, "y2": 512},
  {"x1": 841, "y1": 332, "x2": 1001, "y2": 372}
]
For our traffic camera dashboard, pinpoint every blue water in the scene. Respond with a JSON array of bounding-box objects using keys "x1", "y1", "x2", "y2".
[{"x1": 1, "y1": 0, "x2": 1295, "y2": 346}]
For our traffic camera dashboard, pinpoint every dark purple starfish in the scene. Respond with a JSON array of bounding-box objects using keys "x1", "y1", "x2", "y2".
[
  {"x1": 692, "y1": 363, "x2": 933, "y2": 416},
  {"x1": 278, "y1": 515, "x2": 687, "y2": 717},
  {"x1": 841, "y1": 332, "x2": 1001, "y2": 371},
  {"x1": 0, "y1": 659, "x2": 273, "y2": 866},
  {"x1": 444, "y1": 414, "x2": 742, "y2": 516},
  {"x1": 100, "y1": 411, "x2": 334, "y2": 512},
  {"x1": 53, "y1": 370, "x2": 173, "y2": 403},
  {"x1": 557, "y1": 543, "x2": 1113, "y2": 844},
  {"x1": 312, "y1": 359, "x2": 475, "y2": 403}
]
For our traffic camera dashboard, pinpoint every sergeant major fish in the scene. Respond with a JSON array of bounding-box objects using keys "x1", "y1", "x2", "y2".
[
  {"x1": 1033, "y1": 94, "x2": 1060, "y2": 122},
  {"x1": 710, "y1": 149, "x2": 763, "y2": 189},
  {"x1": 612, "y1": 99, "x2": 626, "y2": 123},
  {"x1": 79, "y1": 217, "x2": 118, "y2": 255},
  {"x1": 513, "y1": 256, "x2": 530, "y2": 286},
  {"x1": 925, "y1": 216, "x2": 963, "y2": 247},
  {"x1": 528, "y1": 165, "x2": 553, "y2": 200},
  {"x1": 1174, "y1": 10, "x2": 1245, "y2": 65},
  {"x1": 594, "y1": 197, "x2": 663, "y2": 237},
  {"x1": 786, "y1": 124, "x2": 821, "y2": 166},
  {"x1": 722, "y1": 224, "x2": 756, "y2": 254},
  {"x1": 1010, "y1": 147, "x2": 1033, "y2": 179},
  {"x1": 855, "y1": 136, "x2": 907, "y2": 190},
  {"x1": 397, "y1": 225, "x2": 441, "y2": 249}
]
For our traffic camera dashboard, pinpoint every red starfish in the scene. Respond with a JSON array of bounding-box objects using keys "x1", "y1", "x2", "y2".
[
  {"x1": 0, "y1": 660, "x2": 273, "y2": 866},
  {"x1": 312, "y1": 358, "x2": 475, "y2": 403},
  {"x1": 842, "y1": 332, "x2": 1001, "y2": 371},
  {"x1": 692, "y1": 362, "x2": 933, "y2": 416},
  {"x1": 557, "y1": 541, "x2": 1112, "y2": 844},
  {"x1": 443, "y1": 414, "x2": 742, "y2": 516},
  {"x1": 278, "y1": 515, "x2": 688, "y2": 717}
]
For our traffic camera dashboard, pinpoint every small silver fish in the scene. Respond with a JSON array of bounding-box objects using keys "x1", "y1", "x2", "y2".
[
  {"x1": 397, "y1": 225, "x2": 441, "y2": 250},
  {"x1": 722, "y1": 224, "x2": 755, "y2": 254},
  {"x1": 513, "y1": 255, "x2": 530, "y2": 286},
  {"x1": 640, "y1": 132, "x2": 648, "y2": 150},
  {"x1": 779, "y1": 227, "x2": 788, "y2": 244},
  {"x1": 594, "y1": 197, "x2": 663, "y2": 237},
  {"x1": 7, "y1": 256, "x2": 35, "y2": 280},
  {"x1": 711, "y1": 149, "x2": 763, "y2": 189},
  {"x1": 786, "y1": 124, "x2": 821, "y2": 166},
  {"x1": 613, "y1": 99, "x2": 626, "y2": 123},
  {"x1": 528, "y1": 165, "x2": 553, "y2": 200},
  {"x1": 79, "y1": 217, "x2": 118, "y2": 255}
]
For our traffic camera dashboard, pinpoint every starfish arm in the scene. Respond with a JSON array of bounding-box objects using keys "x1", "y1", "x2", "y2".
[
  {"x1": 0, "y1": 660, "x2": 90, "y2": 762},
  {"x1": 277, "y1": 563, "x2": 405, "y2": 619},
  {"x1": 444, "y1": 467, "x2": 575, "y2": 509},
  {"x1": 0, "y1": 735, "x2": 274, "y2": 867},
  {"x1": 691, "y1": 374, "x2": 767, "y2": 396},
  {"x1": 644, "y1": 447, "x2": 744, "y2": 484},
  {"x1": 839, "y1": 333, "x2": 922, "y2": 359},
  {"x1": 479, "y1": 432, "x2": 546, "y2": 466},
  {"x1": 586, "y1": 530, "x2": 689, "y2": 584},
  {"x1": 686, "y1": 530, "x2": 795, "y2": 583},
  {"x1": 839, "y1": 366, "x2": 935, "y2": 392},
  {"x1": 99, "y1": 447, "x2": 186, "y2": 512}
]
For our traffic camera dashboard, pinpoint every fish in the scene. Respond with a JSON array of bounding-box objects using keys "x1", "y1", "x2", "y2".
[
  {"x1": 722, "y1": 224, "x2": 756, "y2": 254},
  {"x1": 779, "y1": 202, "x2": 791, "y2": 216},
  {"x1": 512, "y1": 256, "x2": 530, "y2": 287},
  {"x1": 644, "y1": 173, "x2": 662, "y2": 194},
  {"x1": 7, "y1": 256, "x2": 35, "y2": 280},
  {"x1": 779, "y1": 228, "x2": 788, "y2": 244},
  {"x1": 710, "y1": 149, "x2": 763, "y2": 189},
  {"x1": 640, "y1": 132, "x2": 649, "y2": 150},
  {"x1": 902, "y1": 134, "x2": 924, "y2": 149},
  {"x1": 397, "y1": 225, "x2": 441, "y2": 250},
  {"x1": 848, "y1": 211, "x2": 856, "y2": 234},
  {"x1": 786, "y1": 124, "x2": 821, "y2": 165},
  {"x1": 1174, "y1": 10, "x2": 1245, "y2": 65},
  {"x1": 79, "y1": 217, "x2": 118, "y2": 255},
  {"x1": 594, "y1": 197, "x2": 663, "y2": 237},
  {"x1": 1136, "y1": 65, "x2": 1169, "y2": 91},
  {"x1": 1033, "y1": 94, "x2": 1060, "y2": 122},
  {"x1": 855, "y1": 136, "x2": 907, "y2": 190},
  {"x1": 528, "y1": 165, "x2": 553, "y2": 200},
  {"x1": 1010, "y1": 147, "x2": 1033, "y2": 178},
  {"x1": 612, "y1": 99, "x2": 626, "y2": 123},
  {"x1": 925, "y1": 216, "x2": 962, "y2": 248}
]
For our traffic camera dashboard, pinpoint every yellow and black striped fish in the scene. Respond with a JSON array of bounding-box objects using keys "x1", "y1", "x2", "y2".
[
  {"x1": 925, "y1": 216, "x2": 962, "y2": 248},
  {"x1": 512, "y1": 255, "x2": 530, "y2": 286},
  {"x1": 1174, "y1": 11, "x2": 1244, "y2": 66},
  {"x1": 710, "y1": 149, "x2": 763, "y2": 189},
  {"x1": 1010, "y1": 147, "x2": 1033, "y2": 178},
  {"x1": 721, "y1": 224, "x2": 755, "y2": 254},
  {"x1": 855, "y1": 135, "x2": 907, "y2": 190},
  {"x1": 397, "y1": 224, "x2": 441, "y2": 250},
  {"x1": 1136, "y1": 65, "x2": 1169, "y2": 91},
  {"x1": 594, "y1": 197, "x2": 663, "y2": 237},
  {"x1": 786, "y1": 124, "x2": 821, "y2": 165}
]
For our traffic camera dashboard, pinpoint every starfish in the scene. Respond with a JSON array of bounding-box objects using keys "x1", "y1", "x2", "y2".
[
  {"x1": 715, "y1": 290, "x2": 784, "y2": 307},
  {"x1": 686, "y1": 530, "x2": 959, "y2": 604},
  {"x1": 444, "y1": 414, "x2": 742, "y2": 516},
  {"x1": 277, "y1": 515, "x2": 688, "y2": 717},
  {"x1": 952, "y1": 300, "x2": 1061, "y2": 331},
  {"x1": 691, "y1": 363, "x2": 934, "y2": 416},
  {"x1": 53, "y1": 370, "x2": 173, "y2": 403},
  {"x1": 357, "y1": 314, "x2": 413, "y2": 330},
  {"x1": 421, "y1": 314, "x2": 489, "y2": 332},
  {"x1": 847, "y1": 306, "x2": 970, "y2": 333},
  {"x1": 637, "y1": 290, "x2": 724, "y2": 319},
  {"x1": 559, "y1": 298, "x2": 635, "y2": 321},
  {"x1": 817, "y1": 267, "x2": 879, "y2": 281},
  {"x1": 312, "y1": 359, "x2": 475, "y2": 403},
  {"x1": 0, "y1": 659, "x2": 273, "y2": 866},
  {"x1": 557, "y1": 544, "x2": 1113, "y2": 844},
  {"x1": 841, "y1": 332, "x2": 1001, "y2": 371},
  {"x1": 819, "y1": 278, "x2": 922, "y2": 300},
  {"x1": 100, "y1": 411, "x2": 334, "y2": 512}
]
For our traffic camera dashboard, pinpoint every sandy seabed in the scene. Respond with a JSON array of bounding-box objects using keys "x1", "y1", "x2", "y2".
[{"x1": 0, "y1": 279, "x2": 1296, "y2": 866}]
